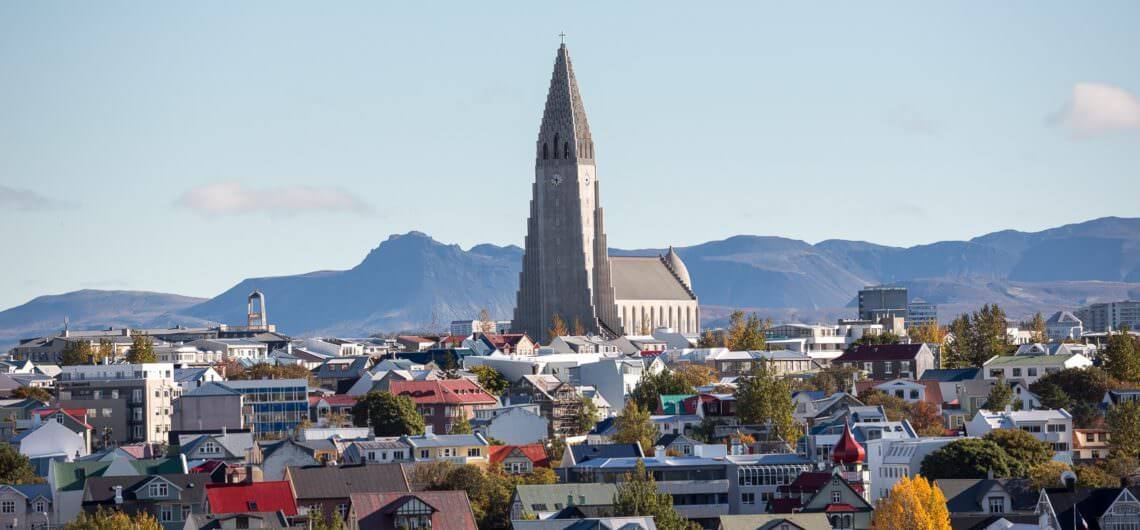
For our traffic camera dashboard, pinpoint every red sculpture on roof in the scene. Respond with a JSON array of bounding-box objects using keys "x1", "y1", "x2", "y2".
[{"x1": 832, "y1": 423, "x2": 865, "y2": 464}]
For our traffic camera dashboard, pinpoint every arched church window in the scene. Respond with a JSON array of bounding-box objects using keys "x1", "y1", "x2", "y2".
[
  {"x1": 564, "y1": 142, "x2": 570, "y2": 159},
  {"x1": 553, "y1": 134, "x2": 560, "y2": 158},
  {"x1": 543, "y1": 143, "x2": 548, "y2": 160}
]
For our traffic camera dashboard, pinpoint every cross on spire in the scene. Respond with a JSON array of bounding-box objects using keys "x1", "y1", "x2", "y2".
[{"x1": 559, "y1": 32, "x2": 566, "y2": 45}]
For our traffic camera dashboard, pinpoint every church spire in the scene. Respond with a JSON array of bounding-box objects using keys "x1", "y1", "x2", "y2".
[{"x1": 537, "y1": 42, "x2": 594, "y2": 162}]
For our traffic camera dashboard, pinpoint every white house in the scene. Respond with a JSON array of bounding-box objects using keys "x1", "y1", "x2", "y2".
[
  {"x1": 982, "y1": 353, "x2": 1092, "y2": 385},
  {"x1": 966, "y1": 409, "x2": 1073, "y2": 453},
  {"x1": 869, "y1": 437, "x2": 962, "y2": 502},
  {"x1": 471, "y1": 404, "x2": 550, "y2": 445},
  {"x1": 12, "y1": 420, "x2": 87, "y2": 461},
  {"x1": 1046, "y1": 311, "x2": 1083, "y2": 341}
]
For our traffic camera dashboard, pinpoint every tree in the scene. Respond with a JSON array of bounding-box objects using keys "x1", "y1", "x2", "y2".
[
  {"x1": 1028, "y1": 312, "x2": 1047, "y2": 344},
  {"x1": 613, "y1": 460, "x2": 701, "y2": 530},
  {"x1": 919, "y1": 439, "x2": 1012, "y2": 480},
  {"x1": 983, "y1": 377, "x2": 1014, "y2": 411},
  {"x1": 1033, "y1": 382, "x2": 1071, "y2": 410},
  {"x1": 426, "y1": 464, "x2": 518, "y2": 530},
  {"x1": 65, "y1": 508, "x2": 162, "y2": 530},
  {"x1": 612, "y1": 401, "x2": 658, "y2": 454},
  {"x1": 60, "y1": 341, "x2": 94, "y2": 366},
  {"x1": 572, "y1": 316, "x2": 586, "y2": 336},
  {"x1": 854, "y1": 331, "x2": 902, "y2": 346},
  {"x1": 673, "y1": 364, "x2": 717, "y2": 389},
  {"x1": 1102, "y1": 327, "x2": 1140, "y2": 383},
  {"x1": 725, "y1": 310, "x2": 768, "y2": 351},
  {"x1": 802, "y1": 364, "x2": 861, "y2": 395},
  {"x1": 628, "y1": 369, "x2": 694, "y2": 412},
  {"x1": 1028, "y1": 461, "x2": 1073, "y2": 490},
  {"x1": 12, "y1": 386, "x2": 52, "y2": 403},
  {"x1": 95, "y1": 338, "x2": 115, "y2": 364},
  {"x1": 126, "y1": 335, "x2": 156, "y2": 364},
  {"x1": 549, "y1": 314, "x2": 568, "y2": 339},
  {"x1": 351, "y1": 392, "x2": 425, "y2": 437},
  {"x1": 907, "y1": 401, "x2": 947, "y2": 437},
  {"x1": 448, "y1": 418, "x2": 473, "y2": 434},
  {"x1": 524, "y1": 466, "x2": 558, "y2": 485},
  {"x1": 470, "y1": 365, "x2": 509, "y2": 396},
  {"x1": 0, "y1": 444, "x2": 43, "y2": 484},
  {"x1": 1075, "y1": 463, "x2": 1120, "y2": 488},
  {"x1": 1107, "y1": 400, "x2": 1140, "y2": 457},
  {"x1": 983, "y1": 429, "x2": 1052, "y2": 477},
  {"x1": 697, "y1": 330, "x2": 725, "y2": 348},
  {"x1": 871, "y1": 475, "x2": 952, "y2": 530},
  {"x1": 1070, "y1": 401, "x2": 1103, "y2": 430},
  {"x1": 734, "y1": 362, "x2": 799, "y2": 444},
  {"x1": 225, "y1": 362, "x2": 317, "y2": 385},
  {"x1": 575, "y1": 395, "x2": 599, "y2": 435},
  {"x1": 942, "y1": 304, "x2": 1011, "y2": 368},
  {"x1": 909, "y1": 323, "x2": 946, "y2": 345},
  {"x1": 307, "y1": 505, "x2": 344, "y2": 530},
  {"x1": 1029, "y1": 367, "x2": 1117, "y2": 408},
  {"x1": 545, "y1": 437, "x2": 567, "y2": 467},
  {"x1": 477, "y1": 308, "x2": 495, "y2": 334}
]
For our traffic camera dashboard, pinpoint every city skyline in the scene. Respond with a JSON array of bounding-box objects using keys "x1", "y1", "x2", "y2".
[{"x1": 2, "y1": 2, "x2": 1140, "y2": 309}]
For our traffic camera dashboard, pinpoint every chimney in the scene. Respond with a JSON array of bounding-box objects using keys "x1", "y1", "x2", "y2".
[
  {"x1": 424, "y1": 425, "x2": 434, "y2": 436},
  {"x1": 122, "y1": 328, "x2": 131, "y2": 337},
  {"x1": 114, "y1": 485, "x2": 123, "y2": 505},
  {"x1": 654, "y1": 446, "x2": 666, "y2": 459}
]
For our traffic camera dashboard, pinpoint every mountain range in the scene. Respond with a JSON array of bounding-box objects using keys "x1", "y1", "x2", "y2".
[{"x1": 3, "y1": 217, "x2": 1140, "y2": 348}]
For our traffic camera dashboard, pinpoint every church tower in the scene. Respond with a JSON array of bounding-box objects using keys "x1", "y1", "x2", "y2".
[{"x1": 513, "y1": 43, "x2": 622, "y2": 342}]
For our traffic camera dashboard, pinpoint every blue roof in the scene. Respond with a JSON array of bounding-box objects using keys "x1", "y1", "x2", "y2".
[
  {"x1": 570, "y1": 443, "x2": 642, "y2": 463},
  {"x1": 10, "y1": 483, "x2": 52, "y2": 501},
  {"x1": 588, "y1": 417, "x2": 615, "y2": 435},
  {"x1": 919, "y1": 368, "x2": 980, "y2": 382},
  {"x1": 572, "y1": 455, "x2": 724, "y2": 469},
  {"x1": 174, "y1": 368, "x2": 209, "y2": 383},
  {"x1": 792, "y1": 390, "x2": 826, "y2": 400}
]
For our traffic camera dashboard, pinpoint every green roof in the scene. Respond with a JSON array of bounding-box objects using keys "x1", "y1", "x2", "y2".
[
  {"x1": 718, "y1": 514, "x2": 832, "y2": 530},
  {"x1": 658, "y1": 394, "x2": 695, "y2": 415},
  {"x1": 513, "y1": 483, "x2": 618, "y2": 515},
  {"x1": 51, "y1": 457, "x2": 185, "y2": 492}
]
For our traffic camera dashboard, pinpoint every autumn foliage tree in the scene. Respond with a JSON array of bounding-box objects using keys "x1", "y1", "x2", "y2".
[
  {"x1": 871, "y1": 475, "x2": 951, "y2": 530},
  {"x1": 613, "y1": 460, "x2": 701, "y2": 530},
  {"x1": 735, "y1": 362, "x2": 799, "y2": 444},
  {"x1": 125, "y1": 335, "x2": 156, "y2": 363},
  {"x1": 612, "y1": 400, "x2": 658, "y2": 454},
  {"x1": 65, "y1": 508, "x2": 162, "y2": 530},
  {"x1": 725, "y1": 310, "x2": 769, "y2": 351}
]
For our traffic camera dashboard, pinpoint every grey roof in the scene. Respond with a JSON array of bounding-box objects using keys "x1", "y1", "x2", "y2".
[
  {"x1": 569, "y1": 443, "x2": 643, "y2": 464},
  {"x1": 513, "y1": 483, "x2": 619, "y2": 515},
  {"x1": 82, "y1": 473, "x2": 210, "y2": 504},
  {"x1": 286, "y1": 463, "x2": 410, "y2": 499},
  {"x1": 179, "y1": 432, "x2": 255, "y2": 458},
  {"x1": 1047, "y1": 311, "x2": 1082, "y2": 325},
  {"x1": 174, "y1": 368, "x2": 210, "y2": 383},
  {"x1": 512, "y1": 517, "x2": 657, "y2": 530},
  {"x1": 934, "y1": 478, "x2": 1037, "y2": 514},
  {"x1": 184, "y1": 512, "x2": 292, "y2": 530},
  {"x1": 182, "y1": 381, "x2": 241, "y2": 397},
  {"x1": 401, "y1": 433, "x2": 487, "y2": 448},
  {"x1": 610, "y1": 256, "x2": 694, "y2": 301},
  {"x1": 920, "y1": 368, "x2": 980, "y2": 382},
  {"x1": 7, "y1": 484, "x2": 52, "y2": 501},
  {"x1": 220, "y1": 378, "x2": 308, "y2": 390},
  {"x1": 718, "y1": 514, "x2": 832, "y2": 530}
]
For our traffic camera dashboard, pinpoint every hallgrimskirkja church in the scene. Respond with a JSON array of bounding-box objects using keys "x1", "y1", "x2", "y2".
[{"x1": 512, "y1": 43, "x2": 698, "y2": 342}]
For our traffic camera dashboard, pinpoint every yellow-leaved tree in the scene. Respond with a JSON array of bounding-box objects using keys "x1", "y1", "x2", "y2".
[{"x1": 871, "y1": 475, "x2": 951, "y2": 530}]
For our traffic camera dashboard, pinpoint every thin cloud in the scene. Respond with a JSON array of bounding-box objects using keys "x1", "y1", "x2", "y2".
[
  {"x1": 177, "y1": 181, "x2": 375, "y2": 216},
  {"x1": 0, "y1": 185, "x2": 72, "y2": 211},
  {"x1": 1055, "y1": 82, "x2": 1140, "y2": 138},
  {"x1": 886, "y1": 108, "x2": 940, "y2": 136}
]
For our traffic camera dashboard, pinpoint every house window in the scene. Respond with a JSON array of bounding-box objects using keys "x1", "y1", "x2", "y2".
[
  {"x1": 831, "y1": 490, "x2": 841, "y2": 503},
  {"x1": 884, "y1": 362, "x2": 893, "y2": 374},
  {"x1": 149, "y1": 482, "x2": 169, "y2": 497},
  {"x1": 34, "y1": 500, "x2": 45, "y2": 513},
  {"x1": 1012, "y1": 368, "x2": 1022, "y2": 377},
  {"x1": 337, "y1": 504, "x2": 348, "y2": 519},
  {"x1": 419, "y1": 449, "x2": 429, "y2": 459},
  {"x1": 201, "y1": 441, "x2": 221, "y2": 454},
  {"x1": 909, "y1": 390, "x2": 919, "y2": 399},
  {"x1": 1, "y1": 501, "x2": 14, "y2": 513},
  {"x1": 467, "y1": 448, "x2": 481, "y2": 457},
  {"x1": 742, "y1": 492, "x2": 755, "y2": 505},
  {"x1": 1028, "y1": 368, "x2": 1038, "y2": 377},
  {"x1": 988, "y1": 496, "x2": 1004, "y2": 513},
  {"x1": 160, "y1": 505, "x2": 176, "y2": 522},
  {"x1": 1048, "y1": 424, "x2": 1067, "y2": 432},
  {"x1": 989, "y1": 369, "x2": 1004, "y2": 378},
  {"x1": 863, "y1": 363, "x2": 873, "y2": 372}
]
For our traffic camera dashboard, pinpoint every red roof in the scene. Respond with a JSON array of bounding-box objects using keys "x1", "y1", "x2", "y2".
[
  {"x1": 33, "y1": 407, "x2": 92, "y2": 429},
  {"x1": 832, "y1": 424, "x2": 866, "y2": 464},
  {"x1": 206, "y1": 481, "x2": 298, "y2": 516},
  {"x1": 825, "y1": 503, "x2": 858, "y2": 512},
  {"x1": 350, "y1": 491, "x2": 476, "y2": 530},
  {"x1": 309, "y1": 395, "x2": 358, "y2": 407},
  {"x1": 488, "y1": 444, "x2": 550, "y2": 468},
  {"x1": 389, "y1": 379, "x2": 497, "y2": 406},
  {"x1": 191, "y1": 460, "x2": 227, "y2": 474}
]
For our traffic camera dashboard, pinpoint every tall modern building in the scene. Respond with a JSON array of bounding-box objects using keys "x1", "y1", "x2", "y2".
[
  {"x1": 513, "y1": 44, "x2": 698, "y2": 342},
  {"x1": 1075, "y1": 300, "x2": 1140, "y2": 332},
  {"x1": 906, "y1": 298, "x2": 938, "y2": 328},
  {"x1": 57, "y1": 363, "x2": 176, "y2": 446},
  {"x1": 858, "y1": 286, "x2": 908, "y2": 323}
]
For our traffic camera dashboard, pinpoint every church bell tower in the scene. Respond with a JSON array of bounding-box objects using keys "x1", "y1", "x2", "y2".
[{"x1": 512, "y1": 42, "x2": 622, "y2": 342}]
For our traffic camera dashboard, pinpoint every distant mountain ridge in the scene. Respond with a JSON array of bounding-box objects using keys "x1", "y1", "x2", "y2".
[{"x1": 2, "y1": 216, "x2": 1139, "y2": 347}]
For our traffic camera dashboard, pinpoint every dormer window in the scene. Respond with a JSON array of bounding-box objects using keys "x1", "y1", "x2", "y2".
[{"x1": 149, "y1": 481, "x2": 169, "y2": 497}]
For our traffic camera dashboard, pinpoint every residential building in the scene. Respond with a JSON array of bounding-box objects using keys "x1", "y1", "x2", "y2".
[
  {"x1": 858, "y1": 286, "x2": 908, "y2": 323},
  {"x1": 402, "y1": 432, "x2": 490, "y2": 465},
  {"x1": 1073, "y1": 428, "x2": 1111, "y2": 462},
  {"x1": 488, "y1": 444, "x2": 549, "y2": 475},
  {"x1": 982, "y1": 353, "x2": 1092, "y2": 385},
  {"x1": 472, "y1": 333, "x2": 537, "y2": 356},
  {"x1": 718, "y1": 514, "x2": 831, "y2": 530},
  {"x1": 396, "y1": 336, "x2": 436, "y2": 352},
  {"x1": 172, "y1": 368, "x2": 223, "y2": 395},
  {"x1": 559, "y1": 443, "x2": 644, "y2": 469},
  {"x1": 203, "y1": 482, "x2": 297, "y2": 516},
  {"x1": 312, "y1": 356, "x2": 371, "y2": 391},
  {"x1": 0, "y1": 484, "x2": 53, "y2": 530},
  {"x1": 1046, "y1": 311, "x2": 1084, "y2": 341},
  {"x1": 12, "y1": 420, "x2": 89, "y2": 463},
  {"x1": 389, "y1": 379, "x2": 498, "y2": 435},
  {"x1": 216, "y1": 379, "x2": 308, "y2": 438},
  {"x1": 509, "y1": 374, "x2": 584, "y2": 436},
  {"x1": 172, "y1": 382, "x2": 244, "y2": 432},
  {"x1": 341, "y1": 439, "x2": 410, "y2": 465},
  {"x1": 514, "y1": 518, "x2": 657, "y2": 530},
  {"x1": 966, "y1": 409, "x2": 1073, "y2": 453},
  {"x1": 832, "y1": 344, "x2": 936, "y2": 380},
  {"x1": 935, "y1": 478, "x2": 1037, "y2": 522},
  {"x1": 187, "y1": 339, "x2": 268, "y2": 362},
  {"x1": 1035, "y1": 485, "x2": 1140, "y2": 530},
  {"x1": 285, "y1": 463, "x2": 410, "y2": 518},
  {"x1": 725, "y1": 453, "x2": 814, "y2": 515},
  {"x1": 308, "y1": 395, "x2": 357, "y2": 426},
  {"x1": 80, "y1": 474, "x2": 209, "y2": 530},
  {"x1": 348, "y1": 491, "x2": 477, "y2": 530},
  {"x1": 768, "y1": 470, "x2": 874, "y2": 529},
  {"x1": 57, "y1": 363, "x2": 176, "y2": 446},
  {"x1": 470, "y1": 404, "x2": 550, "y2": 445},
  {"x1": 872, "y1": 437, "x2": 960, "y2": 502},
  {"x1": 1075, "y1": 300, "x2": 1140, "y2": 332},
  {"x1": 510, "y1": 483, "x2": 618, "y2": 521},
  {"x1": 48, "y1": 456, "x2": 186, "y2": 522},
  {"x1": 765, "y1": 324, "x2": 848, "y2": 363},
  {"x1": 177, "y1": 431, "x2": 257, "y2": 465},
  {"x1": 182, "y1": 512, "x2": 292, "y2": 530},
  {"x1": 907, "y1": 298, "x2": 938, "y2": 328},
  {"x1": 257, "y1": 439, "x2": 319, "y2": 481}
]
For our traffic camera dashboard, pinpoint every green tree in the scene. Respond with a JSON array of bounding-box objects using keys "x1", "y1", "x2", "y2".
[
  {"x1": 734, "y1": 362, "x2": 799, "y2": 444},
  {"x1": 919, "y1": 438, "x2": 1012, "y2": 480},
  {"x1": 1028, "y1": 312, "x2": 1047, "y2": 343},
  {"x1": 725, "y1": 310, "x2": 768, "y2": 351},
  {"x1": 0, "y1": 444, "x2": 43, "y2": 484},
  {"x1": 1075, "y1": 463, "x2": 1121, "y2": 488},
  {"x1": 426, "y1": 464, "x2": 517, "y2": 530},
  {"x1": 448, "y1": 418, "x2": 473, "y2": 434},
  {"x1": 1102, "y1": 327, "x2": 1140, "y2": 382},
  {"x1": 1107, "y1": 400, "x2": 1140, "y2": 457},
  {"x1": 612, "y1": 400, "x2": 658, "y2": 454},
  {"x1": 942, "y1": 314, "x2": 974, "y2": 368},
  {"x1": 908, "y1": 322, "x2": 947, "y2": 345},
  {"x1": 95, "y1": 338, "x2": 115, "y2": 364},
  {"x1": 60, "y1": 340, "x2": 94, "y2": 366},
  {"x1": 470, "y1": 365, "x2": 509, "y2": 396},
  {"x1": 575, "y1": 395, "x2": 600, "y2": 435},
  {"x1": 802, "y1": 364, "x2": 861, "y2": 395},
  {"x1": 983, "y1": 377, "x2": 1014, "y2": 411},
  {"x1": 697, "y1": 330, "x2": 725, "y2": 348},
  {"x1": 1029, "y1": 367, "x2": 1117, "y2": 407},
  {"x1": 351, "y1": 392, "x2": 425, "y2": 437},
  {"x1": 613, "y1": 460, "x2": 701, "y2": 530},
  {"x1": 853, "y1": 331, "x2": 902, "y2": 346},
  {"x1": 983, "y1": 428, "x2": 1052, "y2": 477},
  {"x1": 125, "y1": 335, "x2": 156, "y2": 364},
  {"x1": 1027, "y1": 461, "x2": 1072, "y2": 490},
  {"x1": 1032, "y1": 382, "x2": 1071, "y2": 410},
  {"x1": 942, "y1": 304, "x2": 1011, "y2": 368},
  {"x1": 307, "y1": 505, "x2": 344, "y2": 530},
  {"x1": 11, "y1": 386, "x2": 52, "y2": 403},
  {"x1": 629, "y1": 369, "x2": 694, "y2": 412},
  {"x1": 65, "y1": 508, "x2": 162, "y2": 530}
]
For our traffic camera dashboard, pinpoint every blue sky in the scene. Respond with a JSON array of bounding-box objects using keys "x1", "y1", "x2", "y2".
[{"x1": 2, "y1": 1, "x2": 1139, "y2": 310}]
